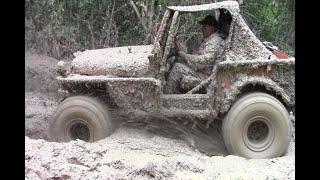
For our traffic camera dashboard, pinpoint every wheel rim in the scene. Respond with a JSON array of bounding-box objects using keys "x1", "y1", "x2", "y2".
[
  {"x1": 66, "y1": 119, "x2": 91, "y2": 142},
  {"x1": 243, "y1": 116, "x2": 275, "y2": 152}
]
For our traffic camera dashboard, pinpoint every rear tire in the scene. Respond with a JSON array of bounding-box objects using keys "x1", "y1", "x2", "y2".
[
  {"x1": 222, "y1": 92, "x2": 292, "y2": 158},
  {"x1": 49, "y1": 96, "x2": 114, "y2": 142}
]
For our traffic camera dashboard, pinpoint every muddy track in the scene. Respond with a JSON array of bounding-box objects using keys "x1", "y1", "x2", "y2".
[{"x1": 25, "y1": 51, "x2": 295, "y2": 179}]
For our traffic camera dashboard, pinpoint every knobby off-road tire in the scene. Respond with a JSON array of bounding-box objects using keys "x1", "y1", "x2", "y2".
[
  {"x1": 49, "y1": 96, "x2": 114, "y2": 142},
  {"x1": 222, "y1": 92, "x2": 292, "y2": 159}
]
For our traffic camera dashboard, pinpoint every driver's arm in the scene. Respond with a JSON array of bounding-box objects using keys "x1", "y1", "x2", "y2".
[
  {"x1": 178, "y1": 41, "x2": 224, "y2": 71},
  {"x1": 178, "y1": 51, "x2": 214, "y2": 71}
]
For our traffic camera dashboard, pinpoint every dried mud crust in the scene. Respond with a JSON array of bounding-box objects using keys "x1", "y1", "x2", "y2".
[{"x1": 72, "y1": 45, "x2": 152, "y2": 77}]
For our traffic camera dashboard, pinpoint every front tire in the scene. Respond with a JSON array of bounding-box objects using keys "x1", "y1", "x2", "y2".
[
  {"x1": 222, "y1": 92, "x2": 292, "y2": 158},
  {"x1": 49, "y1": 96, "x2": 114, "y2": 142}
]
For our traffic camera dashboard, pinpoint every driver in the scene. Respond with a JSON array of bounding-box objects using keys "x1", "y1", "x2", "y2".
[{"x1": 164, "y1": 15, "x2": 225, "y2": 94}]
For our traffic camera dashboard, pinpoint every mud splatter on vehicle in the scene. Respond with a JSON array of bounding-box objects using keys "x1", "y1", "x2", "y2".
[{"x1": 50, "y1": 1, "x2": 294, "y2": 159}]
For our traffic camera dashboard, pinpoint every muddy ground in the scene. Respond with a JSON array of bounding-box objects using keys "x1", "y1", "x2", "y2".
[{"x1": 25, "y1": 51, "x2": 295, "y2": 179}]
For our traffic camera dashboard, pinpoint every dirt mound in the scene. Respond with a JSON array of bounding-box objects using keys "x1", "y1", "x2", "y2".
[
  {"x1": 25, "y1": 51, "x2": 62, "y2": 98},
  {"x1": 25, "y1": 51, "x2": 62, "y2": 139}
]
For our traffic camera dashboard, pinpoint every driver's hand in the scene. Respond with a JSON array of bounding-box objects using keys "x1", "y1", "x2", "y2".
[
  {"x1": 174, "y1": 37, "x2": 181, "y2": 51},
  {"x1": 178, "y1": 50, "x2": 186, "y2": 57}
]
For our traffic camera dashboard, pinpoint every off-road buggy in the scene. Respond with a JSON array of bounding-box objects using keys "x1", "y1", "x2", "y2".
[{"x1": 50, "y1": 1, "x2": 295, "y2": 159}]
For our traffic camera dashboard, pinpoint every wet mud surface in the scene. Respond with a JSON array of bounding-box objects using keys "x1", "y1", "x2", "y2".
[{"x1": 25, "y1": 51, "x2": 295, "y2": 179}]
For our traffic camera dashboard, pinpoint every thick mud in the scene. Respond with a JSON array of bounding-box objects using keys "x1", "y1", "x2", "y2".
[{"x1": 25, "y1": 51, "x2": 295, "y2": 179}]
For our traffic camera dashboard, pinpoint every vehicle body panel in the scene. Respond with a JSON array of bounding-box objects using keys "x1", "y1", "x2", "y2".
[{"x1": 56, "y1": 1, "x2": 295, "y2": 126}]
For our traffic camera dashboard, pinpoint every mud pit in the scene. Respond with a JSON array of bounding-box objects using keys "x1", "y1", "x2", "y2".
[{"x1": 25, "y1": 51, "x2": 295, "y2": 179}]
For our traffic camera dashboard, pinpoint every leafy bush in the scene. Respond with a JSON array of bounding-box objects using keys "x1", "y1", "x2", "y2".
[{"x1": 25, "y1": 0, "x2": 294, "y2": 59}]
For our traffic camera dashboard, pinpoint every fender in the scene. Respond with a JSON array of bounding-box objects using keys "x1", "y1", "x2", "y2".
[
  {"x1": 219, "y1": 76, "x2": 292, "y2": 114},
  {"x1": 57, "y1": 76, "x2": 162, "y2": 112}
]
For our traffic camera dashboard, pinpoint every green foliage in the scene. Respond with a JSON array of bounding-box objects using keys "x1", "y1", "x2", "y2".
[
  {"x1": 241, "y1": 0, "x2": 295, "y2": 55},
  {"x1": 25, "y1": 0, "x2": 295, "y2": 59},
  {"x1": 25, "y1": 0, "x2": 119, "y2": 59}
]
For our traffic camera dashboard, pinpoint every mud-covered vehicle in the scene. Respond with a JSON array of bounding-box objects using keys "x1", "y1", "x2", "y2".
[{"x1": 50, "y1": 1, "x2": 295, "y2": 159}]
